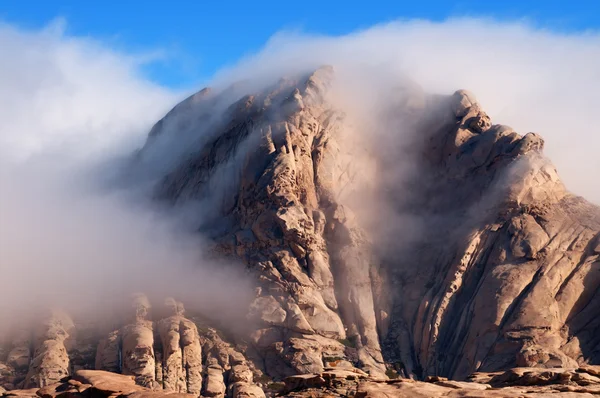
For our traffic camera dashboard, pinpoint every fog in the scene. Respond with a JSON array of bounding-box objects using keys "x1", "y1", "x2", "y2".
[
  {"x1": 1, "y1": 17, "x2": 599, "y2": 338},
  {"x1": 212, "y1": 19, "x2": 600, "y2": 204},
  {"x1": 0, "y1": 20, "x2": 253, "y2": 335}
]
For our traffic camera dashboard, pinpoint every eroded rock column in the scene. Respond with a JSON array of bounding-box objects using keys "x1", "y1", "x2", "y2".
[
  {"x1": 23, "y1": 310, "x2": 74, "y2": 388},
  {"x1": 120, "y1": 293, "x2": 156, "y2": 387}
]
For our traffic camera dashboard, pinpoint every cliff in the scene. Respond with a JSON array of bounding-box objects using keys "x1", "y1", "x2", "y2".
[{"x1": 2, "y1": 66, "x2": 599, "y2": 397}]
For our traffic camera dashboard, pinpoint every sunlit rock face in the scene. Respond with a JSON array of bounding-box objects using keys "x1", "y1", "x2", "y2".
[{"x1": 1, "y1": 66, "x2": 598, "y2": 397}]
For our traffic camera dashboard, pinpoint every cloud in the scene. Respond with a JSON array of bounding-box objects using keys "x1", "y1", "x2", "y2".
[
  {"x1": 0, "y1": 16, "x2": 599, "y2": 337},
  {"x1": 0, "y1": 20, "x2": 252, "y2": 334},
  {"x1": 210, "y1": 18, "x2": 600, "y2": 204},
  {"x1": 0, "y1": 19, "x2": 177, "y2": 162}
]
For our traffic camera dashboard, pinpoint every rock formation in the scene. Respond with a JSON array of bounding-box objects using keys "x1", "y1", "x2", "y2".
[
  {"x1": 4, "y1": 366, "x2": 600, "y2": 397},
  {"x1": 2, "y1": 66, "x2": 599, "y2": 396}
]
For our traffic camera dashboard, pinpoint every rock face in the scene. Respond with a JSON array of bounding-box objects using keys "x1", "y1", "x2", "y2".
[
  {"x1": 1, "y1": 66, "x2": 599, "y2": 396},
  {"x1": 4, "y1": 366, "x2": 600, "y2": 397},
  {"x1": 279, "y1": 366, "x2": 600, "y2": 397},
  {"x1": 140, "y1": 67, "x2": 599, "y2": 380},
  {"x1": 94, "y1": 296, "x2": 209, "y2": 395}
]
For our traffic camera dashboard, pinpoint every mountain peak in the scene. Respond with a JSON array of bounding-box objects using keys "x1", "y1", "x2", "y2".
[{"x1": 2, "y1": 67, "x2": 599, "y2": 397}]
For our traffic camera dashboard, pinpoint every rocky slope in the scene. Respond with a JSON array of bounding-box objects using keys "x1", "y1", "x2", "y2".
[
  {"x1": 4, "y1": 366, "x2": 600, "y2": 397},
  {"x1": 1, "y1": 66, "x2": 599, "y2": 397}
]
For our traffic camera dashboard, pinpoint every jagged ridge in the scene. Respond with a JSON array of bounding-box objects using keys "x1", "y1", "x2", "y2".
[{"x1": 1, "y1": 66, "x2": 599, "y2": 398}]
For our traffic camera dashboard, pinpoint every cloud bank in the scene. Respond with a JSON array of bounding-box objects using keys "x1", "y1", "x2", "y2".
[
  {"x1": 0, "y1": 17, "x2": 599, "y2": 335},
  {"x1": 0, "y1": 20, "x2": 252, "y2": 333},
  {"x1": 211, "y1": 19, "x2": 600, "y2": 204},
  {"x1": 0, "y1": 20, "x2": 178, "y2": 162}
]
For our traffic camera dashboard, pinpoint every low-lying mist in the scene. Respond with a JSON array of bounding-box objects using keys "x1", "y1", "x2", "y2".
[
  {"x1": 0, "y1": 17, "x2": 599, "y2": 339},
  {"x1": 211, "y1": 19, "x2": 600, "y2": 204},
  {"x1": 0, "y1": 21, "x2": 254, "y2": 337}
]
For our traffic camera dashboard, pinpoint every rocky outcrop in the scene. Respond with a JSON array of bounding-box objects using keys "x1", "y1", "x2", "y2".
[
  {"x1": 0, "y1": 327, "x2": 32, "y2": 390},
  {"x1": 94, "y1": 295, "x2": 205, "y2": 394},
  {"x1": 280, "y1": 366, "x2": 600, "y2": 397},
  {"x1": 143, "y1": 66, "x2": 391, "y2": 379},
  {"x1": 0, "y1": 311, "x2": 74, "y2": 390},
  {"x1": 5, "y1": 366, "x2": 599, "y2": 398},
  {"x1": 2, "y1": 66, "x2": 599, "y2": 395},
  {"x1": 120, "y1": 294, "x2": 156, "y2": 387},
  {"x1": 200, "y1": 327, "x2": 268, "y2": 398},
  {"x1": 394, "y1": 90, "x2": 600, "y2": 380},
  {"x1": 138, "y1": 66, "x2": 599, "y2": 381},
  {"x1": 1, "y1": 370, "x2": 176, "y2": 398},
  {"x1": 22, "y1": 311, "x2": 74, "y2": 388}
]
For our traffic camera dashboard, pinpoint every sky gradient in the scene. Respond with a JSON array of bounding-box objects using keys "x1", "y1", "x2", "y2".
[{"x1": 1, "y1": 0, "x2": 598, "y2": 88}]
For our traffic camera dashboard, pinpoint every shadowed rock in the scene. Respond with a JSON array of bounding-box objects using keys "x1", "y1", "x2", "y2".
[{"x1": 2, "y1": 66, "x2": 599, "y2": 396}]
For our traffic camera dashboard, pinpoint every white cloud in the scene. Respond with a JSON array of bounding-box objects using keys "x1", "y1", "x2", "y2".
[
  {"x1": 0, "y1": 19, "x2": 177, "y2": 162},
  {"x1": 212, "y1": 18, "x2": 600, "y2": 204},
  {"x1": 0, "y1": 16, "x2": 598, "y2": 333},
  {"x1": 0, "y1": 20, "x2": 251, "y2": 332}
]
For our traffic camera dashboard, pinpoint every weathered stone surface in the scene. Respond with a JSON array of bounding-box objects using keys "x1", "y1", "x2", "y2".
[
  {"x1": 178, "y1": 318, "x2": 202, "y2": 396},
  {"x1": 120, "y1": 294, "x2": 156, "y2": 388},
  {"x1": 248, "y1": 296, "x2": 287, "y2": 326},
  {"x1": 141, "y1": 68, "x2": 599, "y2": 381},
  {"x1": 203, "y1": 365, "x2": 225, "y2": 398},
  {"x1": 127, "y1": 393, "x2": 195, "y2": 398},
  {"x1": 95, "y1": 330, "x2": 120, "y2": 373},
  {"x1": 278, "y1": 367, "x2": 600, "y2": 397},
  {"x1": 0, "y1": 328, "x2": 32, "y2": 389},
  {"x1": 1, "y1": 388, "x2": 39, "y2": 397},
  {"x1": 72, "y1": 369, "x2": 144, "y2": 395},
  {"x1": 22, "y1": 311, "x2": 74, "y2": 388},
  {"x1": 89, "y1": 296, "x2": 204, "y2": 395},
  {"x1": 3, "y1": 67, "x2": 599, "y2": 396},
  {"x1": 0, "y1": 370, "x2": 202, "y2": 398}
]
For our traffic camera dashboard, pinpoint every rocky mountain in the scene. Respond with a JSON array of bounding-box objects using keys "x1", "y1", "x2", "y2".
[{"x1": 1, "y1": 66, "x2": 599, "y2": 397}]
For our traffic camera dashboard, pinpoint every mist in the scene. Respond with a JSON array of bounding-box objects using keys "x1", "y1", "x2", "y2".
[
  {"x1": 212, "y1": 18, "x2": 600, "y2": 204},
  {"x1": 0, "y1": 20, "x2": 253, "y2": 336},
  {"x1": 1, "y1": 17, "x2": 599, "y2": 339}
]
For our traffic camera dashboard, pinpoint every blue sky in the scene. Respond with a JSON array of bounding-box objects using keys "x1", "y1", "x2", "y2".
[{"x1": 1, "y1": 0, "x2": 598, "y2": 88}]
